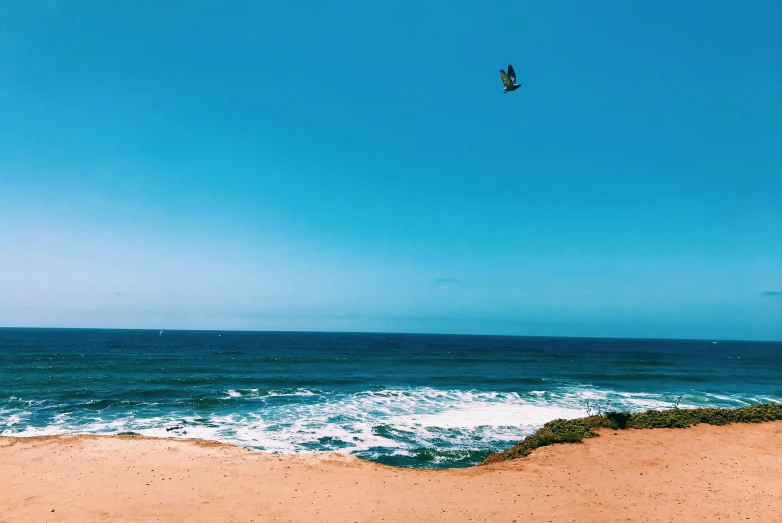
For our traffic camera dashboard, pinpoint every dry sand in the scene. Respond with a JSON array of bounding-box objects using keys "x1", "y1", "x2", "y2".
[{"x1": 2, "y1": 422, "x2": 782, "y2": 522}]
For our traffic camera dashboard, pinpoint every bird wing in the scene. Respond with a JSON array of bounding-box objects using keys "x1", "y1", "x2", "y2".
[
  {"x1": 507, "y1": 64, "x2": 516, "y2": 84},
  {"x1": 500, "y1": 69, "x2": 513, "y2": 88}
]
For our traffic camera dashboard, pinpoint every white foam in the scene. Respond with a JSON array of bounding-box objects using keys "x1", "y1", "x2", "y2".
[
  {"x1": 393, "y1": 403, "x2": 584, "y2": 430},
  {"x1": 223, "y1": 388, "x2": 319, "y2": 399},
  {"x1": 1, "y1": 386, "x2": 777, "y2": 462},
  {"x1": 5, "y1": 414, "x2": 23, "y2": 426}
]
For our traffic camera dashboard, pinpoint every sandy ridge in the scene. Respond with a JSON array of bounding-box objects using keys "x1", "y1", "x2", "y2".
[{"x1": 2, "y1": 421, "x2": 782, "y2": 522}]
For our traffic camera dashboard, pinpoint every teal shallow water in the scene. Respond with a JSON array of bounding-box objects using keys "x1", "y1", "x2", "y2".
[{"x1": 1, "y1": 328, "x2": 780, "y2": 467}]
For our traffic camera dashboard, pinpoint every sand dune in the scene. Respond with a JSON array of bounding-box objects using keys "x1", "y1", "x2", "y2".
[{"x1": 2, "y1": 422, "x2": 782, "y2": 522}]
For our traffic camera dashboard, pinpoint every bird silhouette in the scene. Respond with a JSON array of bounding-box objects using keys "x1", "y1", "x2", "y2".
[{"x1": 500, "y1": 64, "x2": 521, "y2": 93}]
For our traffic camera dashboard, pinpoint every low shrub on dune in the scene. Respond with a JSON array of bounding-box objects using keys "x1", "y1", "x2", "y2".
[{"x1": 480, "y1": 402, "x2": 782, "y2": 465}]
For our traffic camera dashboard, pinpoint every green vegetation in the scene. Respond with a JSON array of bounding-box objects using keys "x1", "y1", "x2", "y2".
[{"x1": 480, "y1": 402, "x2": 782, "y2": 465}]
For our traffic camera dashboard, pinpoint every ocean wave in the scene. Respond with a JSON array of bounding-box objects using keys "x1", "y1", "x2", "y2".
[
  {"x1": 223, "y1": 388, "x2": 320, "y2": 399},
  {"x1": 1, "y1": 385, "x2": 778, "y2": 467}
]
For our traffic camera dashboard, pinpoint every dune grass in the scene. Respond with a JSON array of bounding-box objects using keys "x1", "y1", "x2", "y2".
[{"x1": 480, "y1": 402, "x2": 782, "y2": 465}]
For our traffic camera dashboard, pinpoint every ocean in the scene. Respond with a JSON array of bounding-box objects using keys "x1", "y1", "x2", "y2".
[{"x1": 1, "y1": 328, "x2": 780, "y2": 468}]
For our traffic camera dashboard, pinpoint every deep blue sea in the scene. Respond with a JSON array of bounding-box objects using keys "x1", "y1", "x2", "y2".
[{"x1": 1, "y1": 328, "x2": 780, "y2": 468}]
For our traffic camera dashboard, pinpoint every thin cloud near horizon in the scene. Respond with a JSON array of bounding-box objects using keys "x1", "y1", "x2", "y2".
[{"x1": 435, "y1": 278, "x2": 460, "y2": 284}]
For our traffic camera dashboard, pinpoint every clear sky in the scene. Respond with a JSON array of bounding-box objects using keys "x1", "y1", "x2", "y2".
[{"x1": 1, "y1": 1, "x2": 781, "y2": 340}]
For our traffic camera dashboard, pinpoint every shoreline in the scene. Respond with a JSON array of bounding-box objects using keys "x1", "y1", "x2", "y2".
[
  {"x1": 3, "y1": 421, "x2": 782, "y2": 522},
  {"x1": 4, "y1": 403, "x2": 779, "y2": 470}
]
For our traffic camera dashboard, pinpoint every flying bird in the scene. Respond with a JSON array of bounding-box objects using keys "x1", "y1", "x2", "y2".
[{"x1": 500, "y1": 64, "x2": 521, "y2": 93}]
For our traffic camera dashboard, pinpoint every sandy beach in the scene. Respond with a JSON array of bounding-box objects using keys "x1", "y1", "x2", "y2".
[{"x1": 2, "y1": 422, "x2": 781, "y2": 522}]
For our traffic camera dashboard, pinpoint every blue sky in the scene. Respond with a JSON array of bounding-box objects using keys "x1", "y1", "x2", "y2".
[{"x1": 1, "y1": 1, "x2": 780, "y2": 339}]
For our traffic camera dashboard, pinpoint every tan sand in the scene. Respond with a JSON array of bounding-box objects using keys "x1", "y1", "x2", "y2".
[{"x1": 2, "y1": 421, "x2": 782, "y2": 522}]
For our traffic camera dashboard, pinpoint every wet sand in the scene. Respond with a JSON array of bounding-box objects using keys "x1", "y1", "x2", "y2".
[{"x1": 2, "y1": 421, "x2": 782, "y2": 522}]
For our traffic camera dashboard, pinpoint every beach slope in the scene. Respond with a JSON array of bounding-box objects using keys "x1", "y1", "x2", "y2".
[{"x1": 2, "y1": 422, "x2": 782, "y2": 522}]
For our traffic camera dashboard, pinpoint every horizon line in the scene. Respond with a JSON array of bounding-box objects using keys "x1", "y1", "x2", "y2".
[{"x1": 1, "y1": 325, "x2": 779, "y2": 344}]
